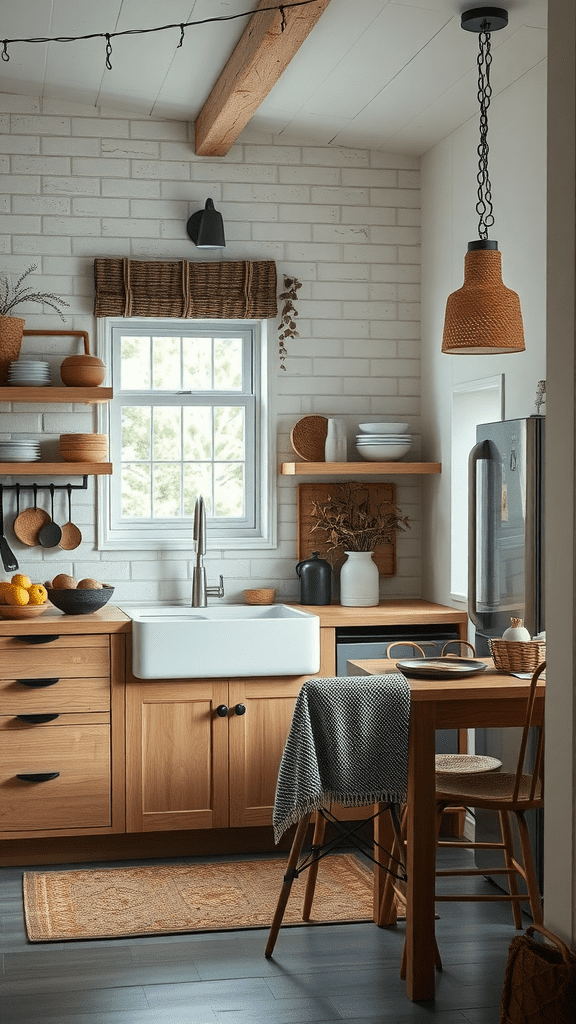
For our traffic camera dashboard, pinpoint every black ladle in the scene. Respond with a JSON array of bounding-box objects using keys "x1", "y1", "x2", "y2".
[
  {"x1": 0, "y1": 483, "x2": 18, "y2": 572},
  {"x1": 38, "y1": 484, "x2": 63, "y2": 548}
]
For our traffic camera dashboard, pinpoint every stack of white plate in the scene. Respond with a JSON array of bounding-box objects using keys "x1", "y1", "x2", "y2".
[
  {"x1": 355, "y1": 421, "x2": 412, "y2": 462},
  {"x1": 0, "y1": 439, "x2": 41, "y2": 462},
  {"x1": 7, "y1": 360, "x2": 51, "y2": 387}
]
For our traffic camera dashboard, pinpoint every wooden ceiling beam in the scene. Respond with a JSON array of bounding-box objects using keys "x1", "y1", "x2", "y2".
[{"x1": 194, "y1": 0, "x2": 331, "y2": 157}]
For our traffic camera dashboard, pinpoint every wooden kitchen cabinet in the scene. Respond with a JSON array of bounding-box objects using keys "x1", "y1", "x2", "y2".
[
  {"x1": 125, "y1": 673, "x2": 307, "y2": 833},
  {"x1": 0, "y1": 627, "x2": 126, "y2": 840}
]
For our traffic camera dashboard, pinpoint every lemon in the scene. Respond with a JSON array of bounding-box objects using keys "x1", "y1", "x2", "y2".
[
  {"x1": 28, "y1": 584, "x2": 47, "y2": 606},
  {"x1": 11, "y1": 573, "x2": 32, "y2": 589},
  {"x1": 5, "y1": 584, "x2": 30, "y2": 606},
  {"x1": 0, "y1": 581, "x2": 12, "y2": 605}
]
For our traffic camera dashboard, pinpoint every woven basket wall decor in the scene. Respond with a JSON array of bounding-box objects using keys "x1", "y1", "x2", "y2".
[{"x1": 93, "y1": 258, "x2": 278, "y2": 320}]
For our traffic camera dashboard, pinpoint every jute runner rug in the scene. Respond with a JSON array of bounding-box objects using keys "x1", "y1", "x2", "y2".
[{"x1": 23, "y1": 853, "x2": 405, "y2": 942}]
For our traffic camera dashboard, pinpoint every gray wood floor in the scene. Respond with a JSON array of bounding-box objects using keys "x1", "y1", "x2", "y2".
[{"x1": 0, "y1": 846, "x2": 531, "y2": 1024}]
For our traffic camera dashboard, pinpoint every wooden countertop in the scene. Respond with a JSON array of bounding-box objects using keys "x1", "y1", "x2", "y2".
[
  {"x1": 289, "y1": 599, "x2": 468, "y2": 628},
  {"x1": 0, "y1": 603, "x2": 132, "y2": 635},
  {"x1": 0, "y1": 599, "x2": 467, "y2": 635}
]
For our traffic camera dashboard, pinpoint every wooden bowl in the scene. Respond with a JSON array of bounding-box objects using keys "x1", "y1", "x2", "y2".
[
  {"x1": 243, "y1": 588, "x2": 276, "y2": 605},
  {"x1": 60, "y1": 356, "x2": 106, "y2": 387},
  {"x1": 0, "y1": 603, "x2": 49, "y2": 619}
]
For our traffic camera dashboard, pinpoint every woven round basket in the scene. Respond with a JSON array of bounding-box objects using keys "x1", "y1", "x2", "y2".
[
  {"x1": 290, "y1": 415, "x2": 328, "y2": 461},
  {"x1": 243, "y1": 588, "x2": 276, "y2": 605},
  {"x1": 488, "y1": 638, "x2": 546, "y2": 673}
]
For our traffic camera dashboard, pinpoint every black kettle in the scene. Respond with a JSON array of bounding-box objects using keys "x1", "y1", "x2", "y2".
[{"x1": 295, "y1": 551, "x2": 332, "y2": 605}]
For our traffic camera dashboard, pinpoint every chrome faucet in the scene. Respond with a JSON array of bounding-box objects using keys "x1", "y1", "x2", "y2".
[{"x1": 191, "y1": 495, "x2": 224, "y2": 607}]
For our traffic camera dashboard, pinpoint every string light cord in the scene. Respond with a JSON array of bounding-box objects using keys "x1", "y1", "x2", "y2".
[{"x1": 1, "y1": 0, "x2": 313, "y2": 67}]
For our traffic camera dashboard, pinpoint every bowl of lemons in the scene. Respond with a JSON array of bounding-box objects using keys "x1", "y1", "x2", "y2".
[{"x1": 0, "y1": 574, "x2": 49, "y2": 617}]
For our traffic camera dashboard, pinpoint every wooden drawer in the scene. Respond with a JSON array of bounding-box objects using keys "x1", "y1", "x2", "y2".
[
  {"x1": 0, "y1": 634, "x2": 110, "y2": 680},
  {"x1": 0, "y1": 677, "x2": 110, "y2": 714},
  {"x1": 0, "y1": 722, "x2": 111, "y2": 831}
]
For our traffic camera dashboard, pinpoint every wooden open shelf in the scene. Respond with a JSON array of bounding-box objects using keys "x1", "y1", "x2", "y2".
[
  {"x1": 0, "y1": 463, "x2": 112, "y2": 476},
  {"x1": 280, "y1": 461, "x2": 441, "y2": 476},
  {"x1": 0, "y1": 387, "x2": 112, "y2": 404}
]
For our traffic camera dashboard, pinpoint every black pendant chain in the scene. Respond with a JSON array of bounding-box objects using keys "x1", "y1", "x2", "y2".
[{"x1": 476, "y1": 24, "x2": 494, "y2": 239}]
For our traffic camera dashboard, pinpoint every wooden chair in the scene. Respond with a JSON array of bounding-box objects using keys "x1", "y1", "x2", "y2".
[
  {"x1": 434, "y1": 661, "x2": 546, "y2": 927},
  {"x1": 264, "y1": 674, "x2": 411, "y2": 959}
]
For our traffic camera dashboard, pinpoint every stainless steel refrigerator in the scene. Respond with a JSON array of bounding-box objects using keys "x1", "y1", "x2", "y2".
[{"x1": 468, "y1": 416, "x2": 545, "y2": 896}]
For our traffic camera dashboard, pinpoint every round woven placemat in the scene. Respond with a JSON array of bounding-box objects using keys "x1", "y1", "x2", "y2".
[
  {"x1": 435, "y1": 754, "x2": 502, "y2": 774},
  {"x1": 290, "y1": 415, "x2": 328, "y2": 461}
]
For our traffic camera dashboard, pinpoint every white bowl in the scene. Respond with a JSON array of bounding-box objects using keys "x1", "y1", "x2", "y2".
[
  {"x1": 358, "y1": 422, "x2": 409, "y2": 434},
  {"x1": 355, "y1": 441, "x2": 411, "y2": 461},
  {"x1": 355, "y1": 436, "x2": 412, "y2": 444}
]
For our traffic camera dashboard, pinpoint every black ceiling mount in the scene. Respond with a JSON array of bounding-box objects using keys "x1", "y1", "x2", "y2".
[{"x1": 461, "y1": 7, "x2": 508, "y2": 33}]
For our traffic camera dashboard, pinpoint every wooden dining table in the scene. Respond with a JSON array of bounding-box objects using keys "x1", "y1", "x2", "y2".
[{"x1": 347, "y1": 656, "x2": 545, "y2": 1002}]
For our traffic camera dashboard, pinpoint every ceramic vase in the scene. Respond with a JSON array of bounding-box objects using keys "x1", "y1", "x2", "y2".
[
  {"x1": 324, "y1": 418, "x2": 347, "y2": 462},
  {"x1": 339, "y1": 550, "x2": 379, "y2": 607}
]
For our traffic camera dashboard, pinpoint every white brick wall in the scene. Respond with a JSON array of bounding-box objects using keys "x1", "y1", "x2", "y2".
[{"x1": 0, "y1": 97, "x2": 422, "y2": 605}]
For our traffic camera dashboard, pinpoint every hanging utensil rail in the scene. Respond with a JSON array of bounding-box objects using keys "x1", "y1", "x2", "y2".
[{"x1": 0, "y1": 478, "x2": 89, "y2": 493}]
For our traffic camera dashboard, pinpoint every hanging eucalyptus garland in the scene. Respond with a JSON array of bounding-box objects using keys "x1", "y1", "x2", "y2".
[{"x1": 278, "y1": 274, "x2": 302, "y2": 370}]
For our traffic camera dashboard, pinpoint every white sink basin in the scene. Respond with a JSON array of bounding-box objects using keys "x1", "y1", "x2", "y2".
[{"x1": 121, "y1": 603, "x2": 320, "y2": 679}]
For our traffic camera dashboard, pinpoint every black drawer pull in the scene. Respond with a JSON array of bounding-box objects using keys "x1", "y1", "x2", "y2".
[
  {"x1": 16, "y1": 714, "x2": 60, "y2": 724},
  {"x1": 17, "y1": 678, "x2": 60, "y2": 688},
  {"x1": 216, "y1": 704, "x2": 229, "y2": 717},
  {"x1": 16, "y1": 772, "x2": 60, "y2": 782},
  {"x1": 234, "y1": 703, "x2": 246, "y2": 715},
  {"x1": 14, "y1": 635, "x2": 60, "y2": 645}
]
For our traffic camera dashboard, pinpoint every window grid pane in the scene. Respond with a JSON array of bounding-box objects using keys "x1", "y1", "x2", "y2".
[{"x1": 112, "y1": 324, "x2": 256, "y2": 528}]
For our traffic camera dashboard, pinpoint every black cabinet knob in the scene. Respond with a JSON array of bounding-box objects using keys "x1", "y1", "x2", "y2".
[
  {"x1": 216, "y1": 704, "x2": 229, "y2": 717},
  {"x1": 234, "y1": 703, "x2": 246, "y2": 715}
]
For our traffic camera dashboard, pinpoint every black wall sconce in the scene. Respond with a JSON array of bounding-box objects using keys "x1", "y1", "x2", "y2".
[{"x1": 186, "y1": 198, "x2": 226, "y2": 248}]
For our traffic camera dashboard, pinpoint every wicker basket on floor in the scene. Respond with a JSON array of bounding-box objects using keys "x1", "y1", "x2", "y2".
[
  {"x1": 500, "y1": 925, "x2": 576, "y2": 1023},
  {"x1": 488, "y1": 638, "x2": 546, "y2": 673}
]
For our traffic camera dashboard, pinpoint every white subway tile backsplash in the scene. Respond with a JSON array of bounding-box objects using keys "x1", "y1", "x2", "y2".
[{"x1": 2, "y1": 104, "x2": 422, "y2": 600}]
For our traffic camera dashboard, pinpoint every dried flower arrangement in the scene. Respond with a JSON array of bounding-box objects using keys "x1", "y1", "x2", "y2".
[
  {"x1": 278, "y1": 274, "x2": 302, "y2": 369},
  {"x1": 309, "y1": 482, "x2": 410, "y2": 553},
  {"x1": 0, "y1": 264, "x2": 69, "y2": 320}
]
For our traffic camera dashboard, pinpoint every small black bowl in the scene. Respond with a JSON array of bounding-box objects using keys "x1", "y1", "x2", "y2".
[{"x1": 47, "y1": 585, "x2": 114, "y2": 615}]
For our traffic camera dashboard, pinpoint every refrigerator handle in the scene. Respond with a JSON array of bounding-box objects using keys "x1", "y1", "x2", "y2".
[{"x1": 468, "y1": 440, "x2": 492, "y2": 627}]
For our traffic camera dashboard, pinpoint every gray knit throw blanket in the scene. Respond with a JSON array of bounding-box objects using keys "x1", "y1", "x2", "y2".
[{"x1": 272, "y1": 674, "x2": 411, "y2": 843}]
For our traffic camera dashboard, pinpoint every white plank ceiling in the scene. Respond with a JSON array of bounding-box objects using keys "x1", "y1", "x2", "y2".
[{"x1": 0, "y1": 0, "x2": 547, "y2": 156}]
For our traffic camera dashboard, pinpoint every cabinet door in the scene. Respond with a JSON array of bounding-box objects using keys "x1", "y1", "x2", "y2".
[
  {"x1": 228, "y1": 676, "x2": 306, "y2": 828},
  {"x1": 126, "y1": 679, "x2": 229, "y2": 832}
]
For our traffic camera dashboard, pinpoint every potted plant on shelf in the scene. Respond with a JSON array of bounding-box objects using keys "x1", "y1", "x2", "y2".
[
  {"x1": 309, "y1": 482, "x2": 410, "y2": 607},
  {"x1": 0, "y1": 264, "x2": 69, "y2": 383}
]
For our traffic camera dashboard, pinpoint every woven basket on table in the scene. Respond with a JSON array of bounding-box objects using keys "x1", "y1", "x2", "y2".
[{"x1": 488, "y1": 638, "x2": 546, "y2": 673}]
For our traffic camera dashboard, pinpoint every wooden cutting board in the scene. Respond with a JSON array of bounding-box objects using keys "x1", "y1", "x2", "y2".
[{"x1": 297, "y1": 482, "x2": 397, "y2": 576}]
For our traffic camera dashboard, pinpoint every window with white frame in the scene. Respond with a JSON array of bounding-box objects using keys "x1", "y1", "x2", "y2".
[{"x1": 97, "y1": 318, "x2": 275, "y2": 551}]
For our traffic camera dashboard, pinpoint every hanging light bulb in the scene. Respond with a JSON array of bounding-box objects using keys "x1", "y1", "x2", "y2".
[{"x1": 442, "y1": 7, "x2": 525, "y2": 355}]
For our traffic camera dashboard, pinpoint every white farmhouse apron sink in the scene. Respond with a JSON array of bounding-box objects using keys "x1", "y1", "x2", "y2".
[{"x1": 120, "y1": 603, "x2": 320, "y2": 679}]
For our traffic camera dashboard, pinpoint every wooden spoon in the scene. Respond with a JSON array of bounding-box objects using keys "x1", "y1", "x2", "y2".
[
  {"x1": 59, "y1": 484, "x2": 82, "y2": 550},
  {"x1": 13, "y1": 483, "x2": 50, "y2": 546}
]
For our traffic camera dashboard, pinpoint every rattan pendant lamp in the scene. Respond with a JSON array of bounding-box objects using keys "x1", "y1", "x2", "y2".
[{"x1": 442, "y1": 7, "x2": 525, "y2": 355}]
